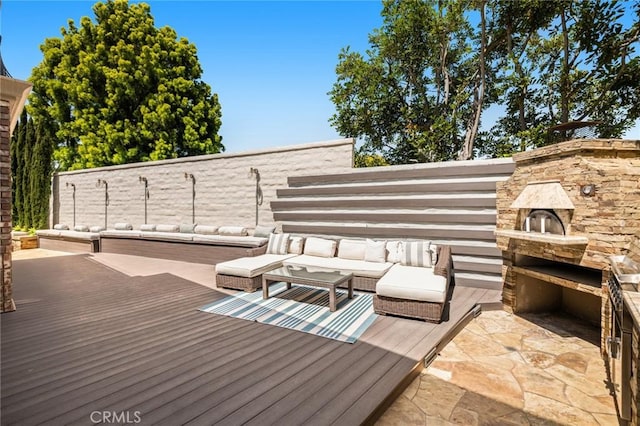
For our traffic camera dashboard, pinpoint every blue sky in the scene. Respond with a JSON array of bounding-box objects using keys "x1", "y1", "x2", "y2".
[
  {"x1": 1, "y1": 1, "x2": 638, "y2": 154},
  {"x1": 1, "y1": 0, "x2": 383, "y2": 152}
]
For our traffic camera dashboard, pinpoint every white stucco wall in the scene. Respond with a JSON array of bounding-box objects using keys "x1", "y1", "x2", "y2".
[{"x1": 50, "y1": 139, "x2": 354, "y2": 230}]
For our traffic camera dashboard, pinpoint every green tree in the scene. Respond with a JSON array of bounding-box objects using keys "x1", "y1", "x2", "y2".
[
  {"x1": 329, "y1": 0, "x2": 493, "y2": 164},
  {"x1": 29, "y1": 125, "x2": 54, "y2": 230},
  {"x1": 21, "y1": 119, "x2": 35, "y2": 228},
  {"x1": 10, "y1": 110, "x2": 27, "y2": 228},
  {"x1": 29, "y1": 0, "x2": 223, "y2": 170}
]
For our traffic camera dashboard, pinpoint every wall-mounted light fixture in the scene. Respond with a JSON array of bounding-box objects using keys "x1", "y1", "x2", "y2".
[
  {"x1": 580, "y1": 184, "x2": 596, "y2": 197},
  {"x1": 184, "y1": 173, "x2": 196, "y2": 224},
  {"x1": 139, "y1": 176, "x2": 149, "y2": 224},
  {"x1": 66, "y1": 182, "x2": 76, "y2": 227},
  {"x1": 96, "y1": 179, "x2": 109, "y2": 229},
  {"x1": 249, "y1": 167, "x2": 264, "y2": 226}
]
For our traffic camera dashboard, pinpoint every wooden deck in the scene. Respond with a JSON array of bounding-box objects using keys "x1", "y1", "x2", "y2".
[{"x1": 1, "y1": 253, "x2": 500, "y2": 425}]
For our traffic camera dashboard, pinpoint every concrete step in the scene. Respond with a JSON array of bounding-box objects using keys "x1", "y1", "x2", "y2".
[
  {"x1": 274, "y1": 209, "x2": 497, "y2": 225},
  {"x1": 287, "y1": 158, "x2": 515, "y2": 187},
  {"x1": 452, "y1": 255, "x2": 503, "y2": 275},
  {"x1": 454, "y1": 272, "x2": 503, "y2": 290}
]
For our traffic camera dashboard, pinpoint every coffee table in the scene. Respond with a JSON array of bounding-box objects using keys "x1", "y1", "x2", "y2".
[{"x1": 262, "y1": 265, "x2": 354, "y2": 312}]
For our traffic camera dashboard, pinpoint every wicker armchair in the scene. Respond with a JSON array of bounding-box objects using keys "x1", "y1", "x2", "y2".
[{"x1": 373, "y1": 245, "x2": 453, "y2": 323}]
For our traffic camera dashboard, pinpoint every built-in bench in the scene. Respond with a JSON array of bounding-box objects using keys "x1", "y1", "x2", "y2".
[
  {"x1": 36, "y1": 228, "x2": 101, "y2": 253},
  {"x1": 99, "y1": 224, "x2": 269, "y2": 264}
]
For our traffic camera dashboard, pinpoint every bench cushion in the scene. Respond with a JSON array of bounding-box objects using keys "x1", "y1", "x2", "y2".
[
  {"x1": 141, "y1": 231, "x2": 194, "y2": 242},
  {"x1": 216, "y1": 253, "x2": 297, "y2": 278},
  {"x1": 192, "y1": 234, "x2": 268, "y2": 248},
  {"x1": 37, "y1": 230, "x2": 100, "y2": 241},
  {"x1": 283, "y1": 254, "x2": 393, "y2": 279},
  {"x1": 36, "y1": 230, "x2": 61, "y2": 237},
  {"x1": 376, "y1": 264, "x2": 447, "y2": 303},
  {"x1": 100, "y1": 230, "x2": 143, "y2": 238}
]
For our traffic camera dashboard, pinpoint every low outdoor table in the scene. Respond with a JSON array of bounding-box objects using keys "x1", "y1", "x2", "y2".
[{"x1": 262, "y1": 265, "x2": 354, "y2": 312}]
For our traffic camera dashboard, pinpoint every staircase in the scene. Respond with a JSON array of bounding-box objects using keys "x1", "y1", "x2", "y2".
[{"x1": 270, "y1": 158, "x2": 515, "y2": 291}]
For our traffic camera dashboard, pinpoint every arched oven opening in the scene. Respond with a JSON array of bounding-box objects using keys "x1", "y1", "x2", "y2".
[{"x1": 522, "y1": 209, "x2": 565, "y2": 235}]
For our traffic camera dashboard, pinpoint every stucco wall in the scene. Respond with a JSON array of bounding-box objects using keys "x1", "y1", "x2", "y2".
[{"x1": 51, "y1": 139, "x2": 354, "y2": 230}]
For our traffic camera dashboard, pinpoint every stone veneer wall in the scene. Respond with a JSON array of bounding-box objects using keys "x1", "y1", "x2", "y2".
[
  {"x1": 51, "y1": 139, "x2": 354, "y2": 230},
  {"x1": 0, "y1": 101, "x2": 15, "y2": 312}
]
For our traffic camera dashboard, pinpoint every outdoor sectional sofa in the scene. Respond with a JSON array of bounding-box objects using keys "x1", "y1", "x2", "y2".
[
  {"x1": 99, "y1": 224, "x2": 269, "y2": 264},
  {"x1": 215, "y1": 235, "x2": 453, "y2": 322}
]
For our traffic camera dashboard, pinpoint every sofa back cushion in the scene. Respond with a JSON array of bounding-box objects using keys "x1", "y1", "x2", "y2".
[
  {"x1": 114, "y1": 222, "x2": 133, "y2": 231},
  {"x1": 219, "y1": 226, "x2": 248, "y2": 236},
  {"x1": 74, "y1": 224, "x2": 89, "y2": 232},
  {"x1": 180, "y1": 223, "x2": 197, "y2": 233},
  {"x1": 266, "y1": 233, "x2": 290, "y2": 255},
  {"x1": 140, "y1": 224, "x2": 156, "y2": 232},
  {"x1": 156, "y1": 224, "x2": 180, "y2": 233},
  {"x1": 364, "y1": 239, "x2": 387, "y2": 263},
  {"x1": 337, "y1": 239, "x2": 366, "y2": 260},
  {"x1": 304, "y1": 237, "x2": 337, "y2": 258},
  {"x1": 288, "y1": 236, "x2": 305, "y2": 254},
  {"x1": 386, "y1": 241, "x2": 402, "y2": 263},
  {"x1": 89, "y1": 225, "x2": 105, "y2": 233},
  {"x1": 195, "y1": 225, "x2": 218, "y2": 235},
  {"x1": 401, "y1": 241, "x2": 433, "y2": 268},
  {"x1": 253, "y1": 225, "x2": 276, "y2": 238}
]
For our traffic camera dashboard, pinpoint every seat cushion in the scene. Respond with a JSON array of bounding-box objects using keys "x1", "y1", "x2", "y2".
[
  {"x1": 59, "y1": 230, "x2": 101, "y2": 241},
  {"x1": 376, "y1": 264, "x2": 447, "y2": 303},
  {"x1": 192, "y1": 234, "x2": 268, "y2": 248},
  {"x1": 216, "y1": 254, "x2": 297, "y2": 278},
  {"x1": 141, "y1": 231, "x2": 194, "y2": 242},
  {"x1": 100, "y1": 230, "x2": 143, "y2": 238},
  {"x1": 36, "y1": 229, "x2": 62, "y2": 237},
  {"x1": 283, "y1": 254, "x2": 393, "y2": 279}
]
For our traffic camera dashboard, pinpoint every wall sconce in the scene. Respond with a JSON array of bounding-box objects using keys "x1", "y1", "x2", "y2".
[
  {"x1": 184, "y1": 173, "x2": 196, "y2": 224},
  {"x1": 249, "y1": 167, "x2": 264, "y2": 226},
  {"x1": 66, "y1": 182, "x2": 76, "y2": 227},
  {"x1": 96, "y1": 179, "x2": 109, "y2": 228},
  {"x1": 139, "y1": 176, "x2": 149, "y2": 224},
  {"x1": 580, "y1": 184, "x2": 596, "y2": 197}
]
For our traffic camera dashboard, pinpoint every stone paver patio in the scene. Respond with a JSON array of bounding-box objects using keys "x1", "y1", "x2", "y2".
[{"x1": 379, "y1": 310, "x2": 618, "y2": 425}]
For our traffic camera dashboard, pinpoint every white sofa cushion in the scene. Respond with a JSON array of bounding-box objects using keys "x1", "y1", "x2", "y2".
[
  {"x1": 156, "y1": 224, "x2": 180, "y2": 233},
  {"x1": 216, "y1": 254, "x2": 297, "y2": 278},
  {"x1": 89, "y1": 225, "x2": 105, "y2": 233},
  {"x1": 283, "y1": 254, "x2": 393, "y2": 279},
  {"x1": 401, "y1": 241, "x2": 432, "y2": 268},
  {"x1": 53, "y1": 224, "x2": 69, "y2": 230},
  {"x1": 59, "y1": 230, "x2": 101, "y2": 241},
  {"x1": 195, "y1": 225, "x2": 218, "y2": 235},
  {"x1": 139, "y1": 224, "x2": 156, "y2": 232},
  {"x1": 253, "y1": 225, "x2": 276, "y2": 238},
  {"x1": 266, "y1": 233, "x2": 290, "y2": 255},
  {"x1": 74, "y1": 224, "x2": 90, "y2": 232},
  {"x1": 288, "y1": 236, "x2": 304, "y2": 254},
  {"x1": 337, "y1": 239, "x2": 366, "y2": 260},
  {"x1": 386, "y1": 241, "x2": 402, "y2": 263},
  {"x1": 303, "y1": 237, "x2": 337, "y2": 258},
  {"x1": 192, "y1": 234, "x2": 268, "y2": 248},
  {"x1": 180, "y1": 223, "x2": 197, "y2": 233},
  {"x1": 36, "y1": 229, "x2": 61, "y2": 237},
  {"x1": 100, "y1": 230, "x2": 143, "y2": 238},
  {"x1": 219, "y1": 226, "x2": 248, "y2": 236},
  {"x1": 141, "y1": 231, "x2": 194, "y2": 242},
  {"x1": 376, "y1": 263, "x2": 447, "y2": 303},
  {"x1": 364, "y1": 239, "x2": 387, "y2": 263},
  {"x1": 114, "y1": 222, "x2": 133, "y2": 231}
]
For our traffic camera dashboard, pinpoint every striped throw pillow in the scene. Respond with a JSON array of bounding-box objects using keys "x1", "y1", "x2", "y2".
[
  {"x1": 401, "y1": 241, "x2": 432, "y2": 268},
  {"x1": 267, "y1": 233, "x2": 290, "y2": 255}
]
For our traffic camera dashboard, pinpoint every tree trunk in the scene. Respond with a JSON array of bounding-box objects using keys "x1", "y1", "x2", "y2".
[{"x1": 459, "y1": 0, "x2": 486, "y2": 160}]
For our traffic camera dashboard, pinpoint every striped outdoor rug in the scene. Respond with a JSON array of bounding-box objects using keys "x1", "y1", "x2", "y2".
[{"x1": 199, "y1": 282, "x2": 377, "y2": 343}]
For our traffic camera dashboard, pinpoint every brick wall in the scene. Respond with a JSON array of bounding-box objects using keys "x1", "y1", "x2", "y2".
[
  {"x1": 0, "y1": 100, "x2": 15, "y2": 312},
  {"x1": 51, "y1": 139, "x2": 354, "y2": 230}
]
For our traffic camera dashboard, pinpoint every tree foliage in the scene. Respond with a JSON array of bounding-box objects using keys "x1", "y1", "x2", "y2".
[
  {"x1": 11, "y1": 112, "x2": 53, "y2": 230},
  {"x1": 330, "y1": 0, "x2": 640, "y2": 164},
  {"x1": 29, "y1": 0, "x2": 223, "y2": 170}
]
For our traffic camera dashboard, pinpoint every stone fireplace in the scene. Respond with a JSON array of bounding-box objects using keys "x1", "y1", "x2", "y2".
[{"x1": 496, "y1": 139, "x2": 640, "y2": 348}]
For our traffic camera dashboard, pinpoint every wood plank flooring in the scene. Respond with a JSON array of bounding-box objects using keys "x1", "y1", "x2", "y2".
[{"x1": 2, "y1": 254, "x2": 493, "y2": 425}]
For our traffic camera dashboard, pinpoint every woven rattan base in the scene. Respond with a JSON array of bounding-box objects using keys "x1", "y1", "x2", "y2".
[
  {"x1": 216, "y1": 274, "x2": 262, "y2": 292},
  {"x1": 338, "y1": 276, "x2": 378, "y2": 292},
  {"x1": 373, "y1": 295, "x2": 443, "y2": 323}
]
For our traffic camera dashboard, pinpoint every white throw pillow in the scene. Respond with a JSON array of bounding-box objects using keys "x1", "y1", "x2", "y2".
[
  {"x1": 266, "y1": 233, "x2": 290, "y2": 255},
  {"x1": 156, "y1": 224, "x2": 180, "y2": 233},
  {"x1": 114, "y1": 222, "x2": 133, "y2": 231},
  {"x1": 337, "y1": 239, "x2": 366, "y2": 260},
  {"x1": 401, "y1": 241, "x2": 433, "y2": 268},
  {"x1": 89, "y1": 225, "x2": 105, "y2": 233},
  {"x1": 385, "y1": 241, "x2": 402, "y2": 263},
  {"x1": 253, "y1": 225, "x2": 276, "y2": 238},
  {"x1": 288, "y1": 236, "x2": 305, "y2": 254},
  {"x1": 139, "y1": 224, "x2": 156, "y2": 232},
  {"x1": 195, "y1": 225, "x2": 218, "y2": 235},
  {"x1": 218, "y1": 226, "x2": 248, "y2": 236},
  {"x1": 74, "y1": 224, "x2": 89, "y2": 232},
  {"x1": 430, "y1": 244, "x2": 438, "y2": 265},
  {"x1": 180, "y1": 223, "x2": 197, "y2": 233},
  {"x1": 53, "y1": 224, "x2": 69, "y2": 230},
  {"x1": 364, "y1": 239, "x2": 387, "y2": 263},
  {"x1": 303, "y1": 237, "x2": 337, "y2": 258}
]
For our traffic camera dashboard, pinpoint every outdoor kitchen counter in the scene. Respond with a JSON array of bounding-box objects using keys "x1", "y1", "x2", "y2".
[{"x1": 624, "y1": 291, "x2": 640, "y2": 327}]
